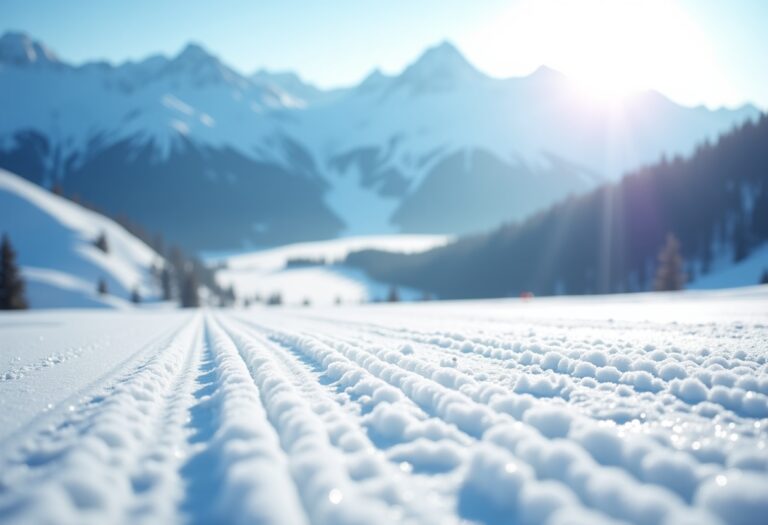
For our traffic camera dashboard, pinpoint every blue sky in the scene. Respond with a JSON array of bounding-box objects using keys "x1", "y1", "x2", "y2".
[{"x1": 3, "y1": 0, "x2": 767, "y2": 109}]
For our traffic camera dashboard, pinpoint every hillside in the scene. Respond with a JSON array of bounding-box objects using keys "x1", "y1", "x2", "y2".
[
  {"x1": 0, "y1": 168, "x2": 162, "y2": 307},
  {"x1": 346, "y1": 114, "x2": 768, "y2": 298},
  {"x1": 0, "y1": 32, "x2": 759, "y2": 250}
]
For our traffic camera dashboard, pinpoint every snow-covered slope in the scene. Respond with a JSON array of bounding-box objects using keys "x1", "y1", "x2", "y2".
[
  {"x1": 213, "y1": 234, "x2": 450, "y2": 304},
  {"x1": 0, "y1": 32, "x2": 760, "y2": 249},
  {"x1": 690, "y1": 243, "x2": 768, "y2": 290},
  {"x1": 0, "y1": 168, "x2": 162, "y2": 308},
  {"x1": 0, "y1": 290, "x2": 767, "y2": 524}
]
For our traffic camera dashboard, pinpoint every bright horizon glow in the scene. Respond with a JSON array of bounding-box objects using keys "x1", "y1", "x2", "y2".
[
  {"x1": 1, "y1": 0, "x2": 766, "y2": 110},
  {"x1": 462, "y1": 0, "x2": 725, "y2": 104}
]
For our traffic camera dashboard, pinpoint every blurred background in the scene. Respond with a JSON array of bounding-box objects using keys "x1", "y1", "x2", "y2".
[{"x1": 0, "y1": 0, "x2": 766, "y2": 309}]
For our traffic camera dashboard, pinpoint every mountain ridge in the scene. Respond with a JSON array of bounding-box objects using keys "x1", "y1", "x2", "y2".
[
  {"x1": 346, "y1": 114, "x2": 768, "y2": 298},
  {"x1": 2, "y1": 31, "x2": 760, "y2": 113},
  {"x1": 0, "y1": 31, "x2": 761, "y2": 250}
]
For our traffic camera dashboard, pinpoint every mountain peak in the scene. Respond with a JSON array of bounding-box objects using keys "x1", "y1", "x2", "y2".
[
  {"x1": 420, "y1": 40, "x2": 464, "y2": 60},
  {"x1": 528, "y1": 65, "x2": 563, "y2": 79},
  {"x1": 396, "y1": 40, "x2": 483, "y2": 94},
  {"x1": 521, "y1": 65, "x2": 569, "y2": 88},
  {"x1": 356, "y1": 68, "x2": 391, "y2": 92},
  {"x1": 163, "y1": 41, "x2": 253, "y2": 90},
  {"x1": 174, "y1": 42, "x2": 216, "y2": 64},
  {"x1": 409, "y1": 40, "x2": 475, "y2": 73},
  {"x1": 0, "y1": 31, "x2": 60, "y2": 66}
]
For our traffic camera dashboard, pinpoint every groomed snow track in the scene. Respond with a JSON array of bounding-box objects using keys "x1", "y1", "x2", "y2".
[{"x1": 1, "y1": 292, "x2": 767, "y2": 525}]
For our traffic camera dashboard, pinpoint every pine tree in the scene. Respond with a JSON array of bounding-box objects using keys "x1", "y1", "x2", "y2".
[
  {"x1": 131, "y1": 287, "x2": 141, "y2": 304},
  {"x1": 180, "y1": 271, "x2": 200, "y2": 308},
  {"x1": 222, "y1": 285, "x2": 236, "y2": 307},
  {"x1": 151, "y1": 234, "x2": 166, "y2": 258},
  {"x1": 0, "y1": 234, "x2": 28, "y2": 310},
  {"x1": 760, "y1": 269, "x2": 768, "y2": 285},
  {"x1": 160, "y1": 266, "x2": 173, "y2": 301},
  {"x1": 654, "y1": 234, "x2": 686, "y2": 291},
  {"x1": 686, "y1": 261, "x2": 696, "y2": 284},
  {"x1": 732, "y1": 216, "x2": 750, "y2": 262},
  {"x1": 94, "y1": 231, "x2": 109, "y2": 254},
  {"x1": 169, "y1": 246, "x2": 186, "y2": 275},
  {"x1": 387, "y1": 285, "x2": 400, "y2": 302},
  {"x1": 700, "y1": 243, "x2": 712, "y2": 275},
  {"x1": 97, "y1": 278, "x2": 108, "y2": 295}
]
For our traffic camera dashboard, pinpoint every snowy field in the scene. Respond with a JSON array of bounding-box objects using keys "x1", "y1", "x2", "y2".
[
  {"x1": 0, "y1": 289, "x2": 767, "y2": 525},
  {"x1": 212, "y1": 235, "x2": 450, "y2": 305},
  {"x1": 207, "y1": 235, "x2": 452, "y2": 272}
]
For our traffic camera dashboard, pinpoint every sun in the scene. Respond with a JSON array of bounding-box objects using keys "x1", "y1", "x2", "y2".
[
  {"x1": 553, "y1": 0, "x2": 693, "y2": 101},
  {"x1": 465, "y1": 0, "x2": 721, "y2": 105}
]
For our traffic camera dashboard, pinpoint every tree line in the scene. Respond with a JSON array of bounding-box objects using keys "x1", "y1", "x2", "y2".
[
  {"x1": 0, "y1": 228, "x2": 236, "y2": 309},
  {"x1": 346, "y1": 113, "x2": 768, "y2": 298}
]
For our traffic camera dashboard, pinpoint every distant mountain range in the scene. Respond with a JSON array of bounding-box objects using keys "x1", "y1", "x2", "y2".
[
  {"x1": 346, "y1": 115, "x2": 768, "y2": 298},
  {"x1": 0, "y1": 31, "x2": 760, "y2": 250}
]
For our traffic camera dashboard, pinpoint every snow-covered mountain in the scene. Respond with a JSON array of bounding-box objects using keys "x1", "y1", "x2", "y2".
[
  {"x1": 250, "y1": 69, "x2": 348, "y2": 108},
  {"x1": 0, "y1": 32, "x2": 760, "y2": 250},
  {"x1": 0, "y1": 168, "x2": 163, "y2": 308}
]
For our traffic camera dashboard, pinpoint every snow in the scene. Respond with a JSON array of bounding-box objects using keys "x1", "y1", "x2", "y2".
[
  {"x1": 691, "y1": 243, "x2": 768, "y2": 290},
  {"x1": 0, "y1": 288, "x2": 766, "y2": 524},
  {"x1": 212, "y1": 235, "x2": 450, "y2": 305},
  {"x1": 210, "y1": 234, "x2": 451, "y2": 271},
  {"x1": 2, "y1": 34, "x2": 759, "y2": 241},
  {"x1": 0, "y1": 39, "x2": 286, "y2": 166},
  {"x1": 0, "y1": 168, "x2": 163, "y2": 307}
]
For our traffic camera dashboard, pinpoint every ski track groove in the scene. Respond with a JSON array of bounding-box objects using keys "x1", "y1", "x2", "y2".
[
  {"x1": 326, "y1": 327, "x2": 714, "y2": 494},
  {"x1": 0, "y1": 313, "x2": 202, "y2": 524},
  {"x1": 210, "y1": 313, "x2": 406, "y2": 525},
  {"x1": 332, "y1": 321, "x2": 761, "y2": 498},
  {"x1": 125, "y1": 315, "x2": 206, "y2": 524},
  {"x1": 190, "y1": 314, "x2": 309, "y2": 525},
  {"x1": 219, "y1": 313, "x2": 463, "y2": 525},
  {"x1": 0, "y1": 305, "x2": 766, "y2": 525},
  {"x1": 232, "y1": 310, "x2": 768, "y2": 525},
  {"x1": 0, "y1": 313, "x2": 194, "y2": 461}
]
